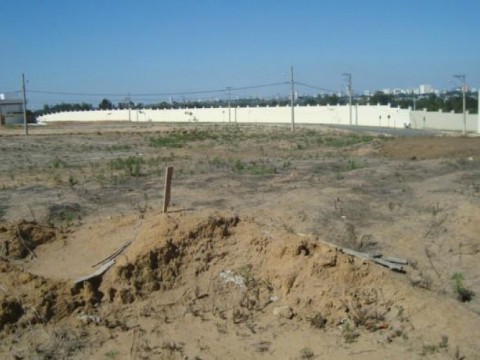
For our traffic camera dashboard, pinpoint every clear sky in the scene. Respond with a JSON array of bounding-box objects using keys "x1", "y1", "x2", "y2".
[{"x1": 1, "y1": 0, "x2": 479, "y2": 108}]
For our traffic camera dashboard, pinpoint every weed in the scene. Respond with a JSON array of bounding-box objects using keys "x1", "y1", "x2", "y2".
[
  {"x1": 300, "y1": 347, "x2": 315, "y2": 359},
  {"x1": 104, "y1": 350, "x2": 119, "y2": 359},
  {"x1": 109, "y1": 156, "x2": 144, "y2": 177},
  {"x1": 64, "y1": 211, "x2": 76, "y2": 227},
  {"x1": 309, "y1": 313, "x2": 327, "y2": 329},
  {"x1": 451, "y1": 272, "x2": 474, "y2": 302},
  {"x1": 428, "y1": 202, "x2": 446, "y2": 216},
  {"x1": 238, "y1": 264, "x2": 254, "y2": 287},
  {"x1": 232, "y1": 159, "x2": 245, "y2": 173},
  {"x1": 149, "y1": 130, "x2": 215, "y2": 148},
  {"x1": 454, "y1": 346, "x2": 466, "y2": 360},
  {"x1": 68, "y1": 174, "x2": 78, "y2": 187},
  {"x1": 323, "y1": 134, "x2": 374, "y2": 148},
  {"x1": 439, "y1": 335, "x2": 448, "y2": 349},
  {"x1": 253, "y1": 341, "x2": 271, "y2": 353},
  {"x1": 106, "y1": 144, "x2": 132, "y2": 151},
  {"x1": 421, "y1": 344, "x2": 438, "y2": 355},
  {"x1": 52, "y1": 158, "x2": 67, "y2": 169},
  {"x1": 347, "y1": 159, "x2": 358, "y2": 170},
  {"x1": 342, "y1": 320, "x2": 359, "y2": 343},
  {"x1": 282, "y1": 160, "x2": 292, "y2": 169},
  {"x1": 248, "y1": 162, "x2": 277, "y2": 175},
  {"x1": 208, "y1": 156, "x2": 228, "y2": 168}
]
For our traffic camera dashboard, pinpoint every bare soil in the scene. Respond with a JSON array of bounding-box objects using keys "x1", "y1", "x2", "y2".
[{"x1": 0, "y1": 123, "x2": 480, "y2": 359}]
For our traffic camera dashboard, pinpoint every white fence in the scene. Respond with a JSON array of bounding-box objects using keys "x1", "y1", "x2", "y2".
[{"x1": 37, "y1": 104, "x2": 480, "y2": 133}]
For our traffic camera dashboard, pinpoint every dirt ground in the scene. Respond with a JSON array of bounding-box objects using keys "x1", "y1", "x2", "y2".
[{"x1": 0, "y1": 122, "x2": 480, "y2": 359}]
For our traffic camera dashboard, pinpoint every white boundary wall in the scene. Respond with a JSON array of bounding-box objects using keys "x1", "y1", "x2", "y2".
[
  {"x1": 410, "y1": 109, "x2": 478, "y2": 132},
  {"x1": 37, "y1": 103, "x2": 479, "y2": 133}
]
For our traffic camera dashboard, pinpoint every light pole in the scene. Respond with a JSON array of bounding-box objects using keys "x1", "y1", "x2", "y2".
[
  {"x1": 453, "y1": 74, "x2": 466, "y2": 134},
  {"x1": 342, "y1": 73, "x2": 352, "y2": 125}
]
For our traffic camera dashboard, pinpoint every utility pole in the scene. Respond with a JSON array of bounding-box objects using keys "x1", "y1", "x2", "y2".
[
  {"x1": 453, "y1": 74, "x2": 466, "y2": 135},
  {"x1": 227, "y1": 87, "x2": 231, "y2": 123},
  {"x1": 127, "y1": 93, "x2": 131, "y2": 122},
  {"x1": 22, "y1": 73, "x2": 28, "y2": 137},
  {"x1": 343, "y1": 73, "x2": 352, "y2": 125},
  {"x1": 290, "y1": 66, "x2": 295, "y2": 132}
]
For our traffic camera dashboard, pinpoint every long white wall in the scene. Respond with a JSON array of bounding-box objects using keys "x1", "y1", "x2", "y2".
[
  {"x1": 37, "y1": 104, "x2": 479, "y2": 133},
  {"x1": 410, "y1": 109, "x2": 478, "y2": 132}
]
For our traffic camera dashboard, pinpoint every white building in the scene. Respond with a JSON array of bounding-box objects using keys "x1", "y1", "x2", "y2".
[
  {"x1": 0, "y1": 96, "x2": 24, "y2": 125},
  {"x1": 419, "y1": 84, "x2": 434, "y2": 94}
]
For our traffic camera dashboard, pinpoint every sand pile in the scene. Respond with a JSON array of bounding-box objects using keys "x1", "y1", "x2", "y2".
[
  {"x1": 0, "y1": 221, "x2": 58, "y2": 259},
  {"x1": 95, "y1": 210, "x2": 407, "y2": 335},
  {"x1": 1, "y1": 210, "x2": 479, "y2": 358}
]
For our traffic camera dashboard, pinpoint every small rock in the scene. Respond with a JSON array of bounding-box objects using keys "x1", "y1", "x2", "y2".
[{"x1": 272, "y1": 305, "x2": 293, "y2": 319}]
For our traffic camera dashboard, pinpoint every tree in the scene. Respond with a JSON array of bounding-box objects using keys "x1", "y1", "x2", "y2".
[{"x1": 98, "y1": 98, "x2": 113, "y2": 110}]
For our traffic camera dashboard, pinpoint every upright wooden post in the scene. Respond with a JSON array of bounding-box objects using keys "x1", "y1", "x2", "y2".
[{"x1": 163, "y1": 166, "x2": 173, "y2": 213}]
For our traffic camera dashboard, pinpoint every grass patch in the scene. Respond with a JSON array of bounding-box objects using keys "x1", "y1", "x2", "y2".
[
  {"x1": 451, "y1": 272, "x2": 474, "y2": 302},
  {"x1": 52, "y1": 158, "x2": 68, "y2": 169},
  {"x1": 323, "y1": 134, "x2": 374, "y2": 147},
  {"x1": 109, "y1": 156, "x2": 144, "y2": 177},
  {"x1": 149, "y1": 130, "x2": 217, "y2": 148},
  {"x1": 209, "y1": 157, "x2": 277, "y2": 175}
]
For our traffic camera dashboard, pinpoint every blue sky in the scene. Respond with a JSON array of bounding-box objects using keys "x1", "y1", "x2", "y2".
[{"x1": 1, "y1": 0, "x2": 479, "y2": 108}]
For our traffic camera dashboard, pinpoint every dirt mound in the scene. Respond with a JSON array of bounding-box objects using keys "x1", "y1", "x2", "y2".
[
  {"x1": 93, "y1": 211, "x2": 401, "y2": 335},
  {"x1": 0, "y1": 221, "x2": 59, "y2": 259},
  {"x1": 2, "y1": 210, "x2": 480, "y2": 358},
  {"x1": 101, "y1": 212, "x2": 240, "y2": 303},
  {"x1": 0, "y1": 261, "x2": 73, "y2": 332}
]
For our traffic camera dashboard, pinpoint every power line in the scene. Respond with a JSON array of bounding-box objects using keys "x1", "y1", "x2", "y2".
[
  {"x1": 295, "y1": 81, "x2": 337, "y2": 93},
  {"x1": 26, "y1": 82, "x2": 290, "y2": 98}
]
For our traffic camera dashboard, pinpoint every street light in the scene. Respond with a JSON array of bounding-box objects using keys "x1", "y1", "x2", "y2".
[{"x1": 453, "y1": 74, "x2": 467, "y2": 134}]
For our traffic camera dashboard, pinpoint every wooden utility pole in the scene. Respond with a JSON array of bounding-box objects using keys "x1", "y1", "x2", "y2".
[
  {"x1": 290, "y1": 66, "x2": 295, "y2": 132},
  {"x1": 162, "y1": 166, "x2": 174, "y2": 213},
  {"x1": 22, "y1": 73, "x2": 28, "y2": 136}
]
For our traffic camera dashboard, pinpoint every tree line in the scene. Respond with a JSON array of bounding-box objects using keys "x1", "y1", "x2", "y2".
[{"x1": 34, "y1": 91, "x2": 478, "y2": 117}]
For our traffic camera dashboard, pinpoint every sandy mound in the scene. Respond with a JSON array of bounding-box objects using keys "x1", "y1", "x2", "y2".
[
  {"x1": 1, "y1": 210, "x2": 479, "y2": 358},
  {"x1": 0, "y1": 221, "x2": 59, "y2": 259},
  {"x1": 99, "y1": 210, "x2": 398, "y2": 332}
]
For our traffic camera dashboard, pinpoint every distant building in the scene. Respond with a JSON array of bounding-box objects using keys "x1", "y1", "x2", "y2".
[
  {"x1": 419, "y1": 84, "x2": 434, "y2": 94},
  {"x1": 0, "y1": 95, "x2": 24, "y2": 125}
]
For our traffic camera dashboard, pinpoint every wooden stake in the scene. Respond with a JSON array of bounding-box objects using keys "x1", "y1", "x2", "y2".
[{"x1": 163, "y1": 166, "x2": 174, "y2": 213}]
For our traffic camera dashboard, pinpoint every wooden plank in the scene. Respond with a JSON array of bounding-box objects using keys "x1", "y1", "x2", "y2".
[
  {"x1": 341, "y1": 248, "x2": 371, "y2": 261},
  {"x1": 162, "y1": 166, "x2": 174, "y2": 213},
  {"x1": 382, "y1": 256, "x2": 408, "y2": 265},
  {"x1": 373, "y1": 258, "x2": 405, "y2": 272},
  {"x1": 91, "y1": 240, "x2": 132, "y2": 268},
  {"x1": 74, "y1": 259, "x2": 115, "y2": 284}
]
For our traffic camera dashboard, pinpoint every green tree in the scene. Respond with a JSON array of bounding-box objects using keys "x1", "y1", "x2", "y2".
[{"x1": 98, "y1": 98, "x2": 113, "y2": 110}]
